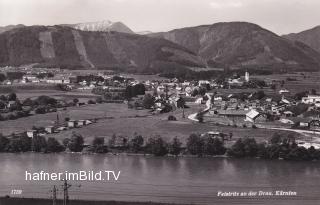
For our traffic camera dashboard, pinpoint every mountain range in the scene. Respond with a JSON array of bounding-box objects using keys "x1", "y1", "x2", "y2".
[
  {"x1": 0, "y1": 21, "x2": 320, "y2": 73},
  {"x1": 283, "y1": 26, "x2": 320, "y2": 54},
  {"x1": 150, "y1": 22, "x2": 320, "y2": 71},
  {"x1": 0, "y1": 26, "x2": 204, "y2": 73}
]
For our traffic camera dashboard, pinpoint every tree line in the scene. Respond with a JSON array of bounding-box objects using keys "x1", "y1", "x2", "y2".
[{"x1": 0, "y1": 132, "x2": 319, "y2": 161}]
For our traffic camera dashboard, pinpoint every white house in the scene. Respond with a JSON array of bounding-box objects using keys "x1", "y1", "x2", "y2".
[
  {"x1": 26, "y1": 130, "x2": 37, "y2": 138},
  {"x1": 279, "y1": 89, "x2": 290, "y2": 95},
  {"x1": 245, "y1": 110, "x2": 266, "y2": 123},
  {"x1": 302, "y1": 95, "x2": 320, "y2": 107}
]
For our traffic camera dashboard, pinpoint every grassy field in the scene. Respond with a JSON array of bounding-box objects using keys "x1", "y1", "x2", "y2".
[
  {"x1": 0, "y1": 197, "x2": 180, "y2": 205},
  {"x1": 0, "y1": 101, "x2": 297, "y2": 146},
  {"x1": 253, "y1": 71, "x2": 320, "y2": 94}
]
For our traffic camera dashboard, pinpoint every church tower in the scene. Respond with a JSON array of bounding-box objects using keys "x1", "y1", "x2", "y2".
[{"x1": 245, "y1": 71, "x2": 250, "y2": 82}]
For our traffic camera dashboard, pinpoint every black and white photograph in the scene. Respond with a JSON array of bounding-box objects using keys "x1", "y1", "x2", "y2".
[{"x1": 0, "y1": 0, "x2": 320, "y2": 204}]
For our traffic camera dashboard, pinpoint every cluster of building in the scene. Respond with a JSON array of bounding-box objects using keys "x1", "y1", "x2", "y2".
[{"x1": 26, "y1": 118, "x2": 96, "y2": 138}]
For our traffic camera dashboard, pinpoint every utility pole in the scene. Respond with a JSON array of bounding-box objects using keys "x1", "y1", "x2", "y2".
[
  {"x1": 52, "y1": 185, "x2": 57, "y2": 205},
  {"x1": 62, "y1": 179, "x2": 72, "y2": 205},
  {"x1": 182, "y1": 105, "x2": 185, "y2": 118}
]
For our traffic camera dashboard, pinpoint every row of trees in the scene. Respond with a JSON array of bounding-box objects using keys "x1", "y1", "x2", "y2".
[
  {"x1": 0, "y1": 134, "x2": 64, "y2": 153},
  {"x1": 1, "y1": 131, "x2": 320, "y2": 161},
  {"x1": 227, "y1": 133, "x2": 320, "y2": 161},
  {"x1": 0, "y1": 72, "x2": 25, "y2": 82}
]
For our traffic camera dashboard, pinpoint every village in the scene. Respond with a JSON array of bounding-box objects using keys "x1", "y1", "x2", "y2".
[{"x1": 1, "y1": 65, "x2": 320, "y2": 153}]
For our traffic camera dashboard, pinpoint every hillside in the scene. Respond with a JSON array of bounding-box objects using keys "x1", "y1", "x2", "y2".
[
  {"x1": 0, "y1": 24, "x2": 25, "y2": 33},
  {"x1": 283, "y1": 26, "x2": 320, "y2": 53},
  {"x1": 64, "y1": 20, "x2": 134, "y2": 34},
  {"x1": 150, "y1": 22, "x2": 320, "y2": 71},
  {"x1": 0, "y1": 26, "x2": 205, "y2": 73}
]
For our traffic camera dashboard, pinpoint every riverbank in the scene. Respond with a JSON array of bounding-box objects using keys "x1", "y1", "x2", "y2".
[{"x1": 0, "y1": 197, "x2": 184, "y2": 205}]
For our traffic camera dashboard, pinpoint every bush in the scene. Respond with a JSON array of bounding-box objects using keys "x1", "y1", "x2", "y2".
[
  {"x1": 130, "y1": 135, "x2": 144, "y2": 153},
  {"x1": 68, "y1": 132, "x2": 84, "y2": 152},
  {"x1": 146, "y1": 137, "x2": 168, "y2": 156},
  {"x1": 227, "y1": 138, "x2": 258, "y2": 158},
  {"x1": 227, "y1": 139, "x2": 245, "y2": 157},
  {"x1": 7, "y1": 135, "x2": 31, "y2": 152},
  {"x1": 31, "y1": 135, "x2": 47, "y2": 152},
  {"x1": 168, "y1": 115, "x2": 177, "y2": 121},
  {"x1": 0, "y1": 135, "x2": 9, "y2": 152},
  {"x1": 169, "y1": 137, "x2": 182, "y2": 156},
  {"x1": 96, "y1": 97, "x2": 103, "y2": 104},
  {"x1": 92, "y1": 137, "x2": 104, "y2": 147},
  {"x1": 47, "y1": 137, "x2": 64, "y2": 153},
  {"x1": 35, "y1": 106, "x2": 47, "y2": 114},
  {"x1": 203, "y1": 137, "x2": 226, "y2": 156},
  {"x1": 143, "y1": 94, "x2": 155, "y2": 109},
  {"x1": 186, "y1": 134, "x2": 204, "y2": 156},
  {"x1": 87, "y1": 99, "x2": 96, "y2": 104}
]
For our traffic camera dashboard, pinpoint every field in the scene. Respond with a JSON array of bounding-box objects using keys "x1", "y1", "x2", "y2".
[
  {"x1": 253, "y1": 71, "x2": 320, "y2": 94},
  {"x1": 0, "y1": 101, "x2": 296, "y2": 146}
]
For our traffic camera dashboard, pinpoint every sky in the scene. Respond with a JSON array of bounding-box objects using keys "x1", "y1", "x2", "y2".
[{"x1": 0, "y1": 0, "x2": 319, "y2": 35}]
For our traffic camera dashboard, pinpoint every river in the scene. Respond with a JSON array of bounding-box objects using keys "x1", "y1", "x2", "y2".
[{"x1": 0, "y1": 153, "x2": 319, "y2": 205}]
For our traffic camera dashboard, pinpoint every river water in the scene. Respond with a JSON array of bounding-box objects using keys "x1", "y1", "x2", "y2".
[{"x1": 0, "y1": 153, "x2": 319, "y2": 205}]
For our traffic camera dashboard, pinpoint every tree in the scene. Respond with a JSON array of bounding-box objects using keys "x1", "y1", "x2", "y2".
[
  {"x1": 68, "y1": 132, "x2": 84, "y2": 152},
  {"x1": 196, "y1": 112, "x2": 204, "y2": 123},
  {"x1": 186, "y1": 134, "x2": 204, "y2": 156},
  {"x1": 242, "y1": 138, "x2": 258, "y2": 157},
  {"x1": 203, "y1": 137, "x2": 226, "y2": 156},
  {"x1": 0, "y1": 135, "x2": 9, "y2": 152},
  {"x1": 169, "y1": 137, "x2": 182, "y2": 156},
  {"x1": 62, "y1": 138, "x2": 70, "y2": 147},
  {"x1": 47, "y1": 137, "x2": 64, "y2": 153},
  {"x1": 35, "y1": 96, "x2": 57, "y2": 106},
  {"x1": 253, "y1": 91, "x2": 265, "y2": 100},
  {"x1": 31, "y1": 135, "x2": 47, "y2": 152},
  {"x1": 143, "y1": 94, "x2": 155, "y2": 109},
  {"x1": 35, "y1": 106, "x2": 47, "y2": 114},
  {"x1": 286, "y1": 146, "x2": 310, "y2": 161},
  {"x1": 0, "y1": 73, "x2": 6, "y2": 82},
  {"x1": 265, "y1": 144, "x2": 281, "y2": 159},
  {"x1": 92, "y1": 137, "x2": 104, "y2": 147},
  {"x1": 92, "y1": 137, "x2": 107, "y2": 153},
  {"x1": 227, "y1": 139, "x2": 245, "y2": 157},
  {"x1": 108, "y1": 134, "x2": 117, "y2": 147},
  {"x1": 257, "y1": 143, "x2": 268, "y2": 159},
  {"x1": 6, "y1": 72, "x2": 24, "y2": 81},
  {"x1": 0, "y1": 101, "x2": 5, "y2": 109},
  {"x1": 168, "y1": 115, "x2": 177, "y2": 121},
  {"x1": 270, "y1": 133, "x2": 282, "y2": 145},
  {"x1": 87, "y1": 99, "x2": 96, "y2": 104},
  {"x1": 22, "y1": 98, "x2": 33, "y2": 106},
  {"x1": 7, "y1": 135, "x2": 31, "y2": 152},
  {"x1": 130, "y1": 135, "x2": 144, "y2": 153},
  {"x1": 73, "y1": 98, "x2": 79, "y2": 104},
  {"x1": 96, "y1": 97, "x2": 103, "y2": 104},
  {"x1": 7, "y1": 93, "x2": 17, "y2": 101},
  {"x1": 146, "y1": 137, "x2": 168, "y2": 156}
]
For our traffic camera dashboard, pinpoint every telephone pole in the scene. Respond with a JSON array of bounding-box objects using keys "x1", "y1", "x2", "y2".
[
  {"x1": 52, "y1": 185, "x2": 57, "y2": 205},
  {"x1": 62, "y1": 179, "x2": 72, "y2": 205}
]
